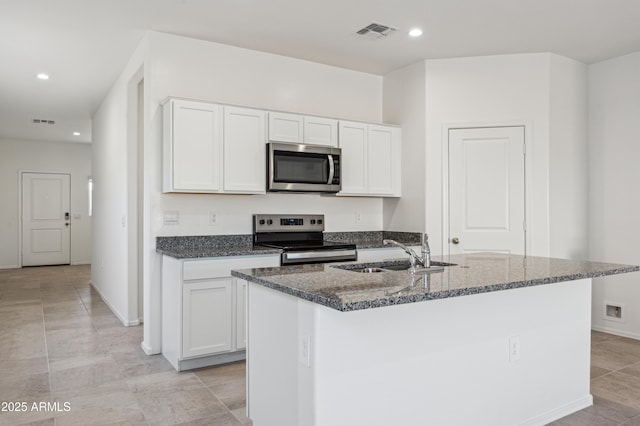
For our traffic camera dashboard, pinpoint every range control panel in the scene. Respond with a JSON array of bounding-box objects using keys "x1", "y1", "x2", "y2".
[{"x1": 253, "y1": 214, "x2": 325, "y2": 233}]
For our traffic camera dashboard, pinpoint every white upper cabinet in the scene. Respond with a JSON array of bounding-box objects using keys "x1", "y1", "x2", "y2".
[
  {"x1": 163, "y1": 97, "x2": 400, "y2": 197},
  {"x1": 368, "y1": 125, "x2": 399, "y2": 195},
  {"x1": 268, "y1": 112, "x2": 304, "y2": 143},
  {"x1": 163, "y1": 98, "x2": 223, "y2": 193},
  {"x1": 163, "y1": 98, "x2": 265, "y2": 194},
  {"x1": 338, "y1": 121, "x2": 401, "y2": 197},
  {"x1": 304, "y1": 116, "x2": 338, "y2": 147},
  {"x1": 224, "y1": 106, "x2": 266, "y2": 193},
  {"x1": 339, "y1": 121, "x2": 368, "y2": 194},
  {"x1": 268, "y1": 112, "x2": 338, "y2": 147}
]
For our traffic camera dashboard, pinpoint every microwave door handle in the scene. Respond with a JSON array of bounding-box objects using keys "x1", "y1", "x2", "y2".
[{"x1": 327, "y1": 155, "x2": 334, "y2": 184}]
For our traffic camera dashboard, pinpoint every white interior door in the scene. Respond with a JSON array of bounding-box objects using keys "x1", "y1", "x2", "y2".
[
  {"x1": 22, "y1": 172, "x2": 71, "y2": 266},
  {"x1": 448, "y1": 127, "x2": 525, "y2": 255}
]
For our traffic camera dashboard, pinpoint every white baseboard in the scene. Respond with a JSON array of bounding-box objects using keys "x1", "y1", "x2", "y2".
[
  {"x1": 592, "y1": 325, "x2": 640, "y2": 340},
  {"x1": 520, "y1": 395, "x2": 593, "y2": 426},
  {"x1": 141, "y1": 341, "x2": 157, "y2": 355},
  {"x1": 71, "y1": 261, "x2": 92, "y2": 266},
  {"x1": 0, "y1": 265, "x2": 20, "y2": 270},
  {"x1": 89, "y1": 282, "x2": 139, "y2": 327}
]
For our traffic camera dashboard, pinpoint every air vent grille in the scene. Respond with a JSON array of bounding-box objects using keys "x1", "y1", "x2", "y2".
[
  {"x1": 355, "y1": 22, "x2": 397, "y2": 39},
  {"x1": 33, "y1": 119, "x2": 55, "y2": 125}
]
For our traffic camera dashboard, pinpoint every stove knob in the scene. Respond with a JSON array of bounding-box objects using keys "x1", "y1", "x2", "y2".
[
  {"x1": 267, "y1": 219, "x2": 273, "y2": 225},
  {"x1": 317, "y1": 219, "x2": 323, "y2": 225},
  {"x1": 259, "y1": 219, "x2": 265, "y2": 225},
  {"x1": 310, "y1": 219, "x2": 316, "y2": 225}
]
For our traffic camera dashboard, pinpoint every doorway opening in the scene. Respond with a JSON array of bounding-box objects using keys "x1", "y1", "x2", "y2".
[{"x1": 127, "y1": 68, "x2": 144, "y2": 325}]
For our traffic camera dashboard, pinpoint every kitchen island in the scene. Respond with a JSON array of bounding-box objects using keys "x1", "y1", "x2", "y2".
[{"x1": 231, "y1": 253, "x2": 638, "y2": 426}]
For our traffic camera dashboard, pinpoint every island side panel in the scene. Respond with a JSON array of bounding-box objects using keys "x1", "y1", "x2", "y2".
[
  {"x1": 247, "y1": 278, "x2": 592, "y2": 426},
  {"x1": 247, "y1": 282, "x2": 306, "y2": 425},
  {"x1": 311, "y1": 278, "x2": 593, "y2": 426}
]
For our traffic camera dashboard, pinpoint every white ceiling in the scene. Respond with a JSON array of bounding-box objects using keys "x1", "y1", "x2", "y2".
[{"x1": 2, "y1": 0, "x2": 639, "y2": 144}]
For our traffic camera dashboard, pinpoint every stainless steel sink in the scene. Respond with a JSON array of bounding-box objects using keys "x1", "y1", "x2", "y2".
[
  {"x1": 352, "y1": 267, "x2": 387, "y2": 273},
  {"x1": 334, "y1": 260, "x2": 455, "y2": 273}
]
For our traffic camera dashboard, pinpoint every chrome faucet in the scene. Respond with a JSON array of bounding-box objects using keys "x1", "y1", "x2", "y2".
[
  {"x1": 383, "y1": 233, "x2": 432, "y2": 272},
  {"x1": 421, "y1": 233, "x2": 431, "y2": 268}
]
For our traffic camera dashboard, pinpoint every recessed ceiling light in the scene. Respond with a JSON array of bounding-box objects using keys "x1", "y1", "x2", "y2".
[
  {"x1": 73, "y1": 132, "x2": 81, "y2": 136},
  {"x1": 37, "y1": 73, "x2": 50, "y2": 80},
  {"x1": 408, "y1": 28, "x2": 423, "y2": 37}
]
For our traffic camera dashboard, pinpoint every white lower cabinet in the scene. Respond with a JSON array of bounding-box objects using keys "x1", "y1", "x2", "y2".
[
  {"x1": 162, "y1": 254, "x2": 279, "y2": 371},
  {"x1": 236, "y1": 279, "x2": 248, "y2": 350},
  {"x1": 182, "y1": 279, "x2": 232, "y2": 358}
]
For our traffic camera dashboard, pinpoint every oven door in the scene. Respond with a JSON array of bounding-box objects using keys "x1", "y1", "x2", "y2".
[{"x1": 268, "y1": 143, "x2": 341, "y2": 193}]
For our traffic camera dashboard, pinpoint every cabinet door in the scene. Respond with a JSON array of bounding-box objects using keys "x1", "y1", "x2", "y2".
[
  {"x1": 268, "y1": 112, "x2": 304, "y2": 143},
  {"x1": 236, "y1": 279, "x2": 247, "y2": 350},
  {"x1": 224, "y1": 106, "x2": 266, "y2": 193},
  {"x1": 338, "y1": 121, "x2": 368, "y2": 194},
  {"x1": 304, "y1": 116, "x2": 338, "y2": 147},
  {"x1": 367, "y1": 125, "x2": 395, "y2": 195},
  {"x1": 166, "y1": 99, "x2": 222, "y2": 192},
  {"x1": 183, "y1": 279, "x2": 232, "y2": 358}
]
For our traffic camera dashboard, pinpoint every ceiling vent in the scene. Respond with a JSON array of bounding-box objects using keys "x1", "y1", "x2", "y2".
[
  {"x1": 33, "y1": 119, "x2": 55, "y2": 125},
  {"x1": 355, "y1": 22, "x2": 397, "y2": 39}
]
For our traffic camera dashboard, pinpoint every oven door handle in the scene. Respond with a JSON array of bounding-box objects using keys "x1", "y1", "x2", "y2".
[
  {"x1": 327, "y1": 155, "x2": 334, "y2": 185},
  {"x1": 282, "y1": 249, "x2": 357, "y2": 264}
]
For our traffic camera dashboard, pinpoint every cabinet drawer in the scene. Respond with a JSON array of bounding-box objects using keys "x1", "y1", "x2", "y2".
[{"x1": 183, "y1": 255, "x2": 280, "y2": 280}]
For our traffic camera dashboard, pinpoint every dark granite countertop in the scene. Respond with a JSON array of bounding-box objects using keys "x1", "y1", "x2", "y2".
[
  {"x1": 156, "y1": 231, "x2": 422, "y2": 258},
  {"x1": 156, "y1": 235, "x2": 281, "y2": 258},
  {"x1": 231, "y1": 253, "x2": 639, "y2": 312}
]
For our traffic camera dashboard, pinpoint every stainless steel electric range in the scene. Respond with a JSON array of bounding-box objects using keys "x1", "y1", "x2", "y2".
[{"x1": 253, "y1": 214, "x2": 357, "y2": 265}]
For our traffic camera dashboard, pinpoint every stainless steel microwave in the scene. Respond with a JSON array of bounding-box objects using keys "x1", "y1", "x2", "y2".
[{"x1": 267, "y1": 143, "x2": 341, "y2": 193}]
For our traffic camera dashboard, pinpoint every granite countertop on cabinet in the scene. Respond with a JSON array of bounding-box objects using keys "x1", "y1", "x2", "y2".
[
  {"x1": 231, "y1": 253, "x2": 639, "y2": 312},
  {"x1": 324, "y1": 231, "x2": 422, "y2": 249},
  {"x1": 156, "y1": 231, "x2": 423, "y2": 258},
  {"x1": 156, "y1": 235, "x2": 281, "y2": 258}
]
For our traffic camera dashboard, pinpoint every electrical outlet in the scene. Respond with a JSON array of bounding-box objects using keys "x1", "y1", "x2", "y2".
[
  {"x1": 509, "y1": 336, "x2": 521, "y2": 362},
  {"x1": 355, "y1": 211, "x2": 361, "y2": 223},
  {"x1": 163, "y1": 210, "x2": 179, "y2": 225},
  {"x1": 209, "y1": 212, "x2": 217, "y2": 225}
]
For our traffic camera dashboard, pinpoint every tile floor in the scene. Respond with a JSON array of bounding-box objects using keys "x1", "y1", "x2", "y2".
[
  {"x1": 3, "y1": 265, "x2": 640, "y2": 425},
  {"x1": 0, "y1": 265, "x2": 250, "y2": 426}
]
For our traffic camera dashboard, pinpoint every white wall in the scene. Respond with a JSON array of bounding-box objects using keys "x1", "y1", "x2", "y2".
[
  {"x1": 382, "y1": 61, "x2": 426, "y2": 232},
  {"x1": 144, "y1": 31, "x2": 385, "y2": 352},
  {"x1": 148, "y1": 32, "x2": 384, "y2": 238},
  {"x1": 382, "y1": 53, "x2": 588, "y2": 258},
  {"x1": 589, "y1": 52, "x2": 640, "y2": 338},
  {"x1": 424, "y1": 53, "x2": 551, "y2": 256},
  {"x1": 549, "y1": 55, "x2": 588, "y2": 259},
  {"x1": 0, "y1": 138, "x2": 92, "y2": 269},
  {"x1": 93, "y1": 31, "x2": 387, "y2": 352},
  {"x1": 91, "y1": 35, "x2": 149, "y2": 326}
]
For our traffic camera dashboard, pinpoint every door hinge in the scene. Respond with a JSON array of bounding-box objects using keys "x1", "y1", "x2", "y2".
[
  {"x1": 523, "y1": 142, "x2": 526, "y2": 156},
  {"x1": 523, "y1": 219, "x2": 527, "y2": 231}
]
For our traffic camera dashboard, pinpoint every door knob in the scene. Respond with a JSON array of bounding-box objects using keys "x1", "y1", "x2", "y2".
[
  {"x1": 65, "y1": 223, "x2": 70, "y2": 227},
  {"x1": 451, "y1": 237, "x2": 460, "y2": 244}
]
